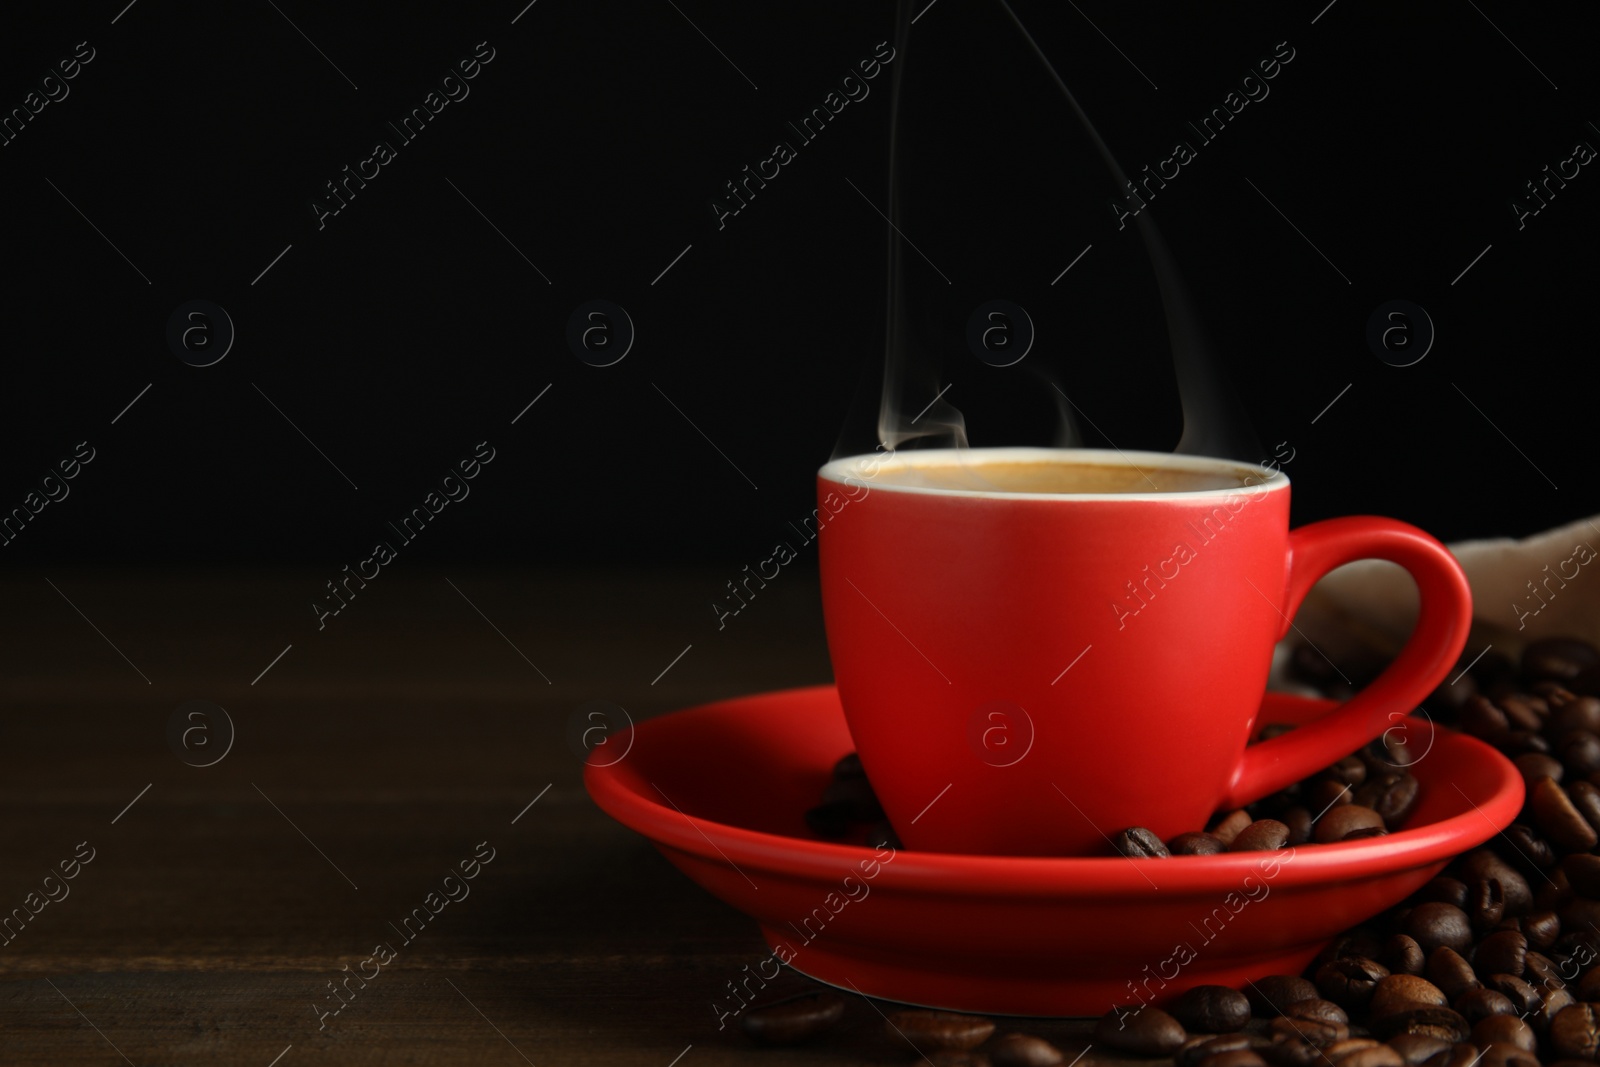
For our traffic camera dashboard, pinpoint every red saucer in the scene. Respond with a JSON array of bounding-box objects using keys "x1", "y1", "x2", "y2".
[{"x1": 584, "y1": 685, "x2": 1523, "y2": 1017}]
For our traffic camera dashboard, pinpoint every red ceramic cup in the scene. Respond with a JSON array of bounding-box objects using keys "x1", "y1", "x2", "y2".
[{"x1": 816, "y1": 447, "x2": 1472, "y2": 856}]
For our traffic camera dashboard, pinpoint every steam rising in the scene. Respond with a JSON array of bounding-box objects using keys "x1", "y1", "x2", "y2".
[
  {"x1": 875, "y1": 0, "x2": 968, "y2": 454},
  {"x1": 864, "y1": 0, "x2": 1260, "y2": 464}
]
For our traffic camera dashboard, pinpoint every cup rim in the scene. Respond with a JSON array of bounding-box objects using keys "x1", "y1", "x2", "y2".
[{"x1": 818, "y1": 446, "x2": 1289, "y2": 502}]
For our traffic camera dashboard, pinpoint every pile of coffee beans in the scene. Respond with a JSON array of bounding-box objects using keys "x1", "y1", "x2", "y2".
[
  {"x1": 766, "y1": 636, "x2": 1600, "y2": 1066},
  {"x1": 1109, "y1": 753, "x2": 1415, "y2": 858},
  {"x1": 1085, "y1": 635, "x2": 1600, "y2": 1067},
  {"x1": 806, "y1": 752, "x2": 902, "y2": 849}
]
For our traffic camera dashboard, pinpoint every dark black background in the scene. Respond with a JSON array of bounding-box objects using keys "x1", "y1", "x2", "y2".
[{"x1": 0, "y1": 1, "x2": 1591, "y2": 568}]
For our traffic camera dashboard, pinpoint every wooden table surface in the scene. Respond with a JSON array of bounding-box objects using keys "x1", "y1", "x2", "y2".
[{"x1": 0, "y1": 566, "x2": 1115, "y2": 1066}]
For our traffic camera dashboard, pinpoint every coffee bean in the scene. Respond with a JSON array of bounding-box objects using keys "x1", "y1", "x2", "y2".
[
  {"x1": 1473, "y1": 929, "x2": 1527, "y2": 977},
  {"x1": 740, "y1": 991, "x2": 845, "y2": 1044},
  {"x1": 1499, "y1": 730, "x2": 1551, "y2": 756},
  {"x1": 1200, "y1": 1050, "x2": 1268, "y2": 1067},
  {"x1": 1210, "y1": 810, "x2": 1253, "y2": 846},
  {"x1": 1525, "y1": 638, "x2": 1600, "y2": 682},
  {"x1": 1178, "y1": 1034, "x2": 1233, "y2": 1067},
  {"x1": 1559, "y1": 898, "x2": 1600, "y2": 949},
  {"x1": 1535, "y1": 985, "x2": 1577, "y2": 1033},
  {"x1": 1431, "y1": 663, "x2": 1482, "y2": 709},
  {"x1": 1520, "y1": 911, "x2": 1561, "y2": 952},
  {"x1": 1385, "y1": 1033, "x2": 1453, "y2": 1065},
  {"x1": 1093, "y1": 1005, "x2": 1186, "y2": 1056},
  {"x1": 1315, "y1": 805, "x2": 1386, "y2": 844},
  {"x1": 1325, "y1": 1038, "x2": 1380, "y2": 1060},
  {"x1": 1498, "y1": 823, "x2": 1559, "y2": 872},
  {"x1": 1231, "y1": 819, "x2": 1290, "y2": 852},
  {"x1": 1425, "y1": 947, "x2": 1480, "y2": 1001},
  {"x1": 1483, "y1": 974, "x2": 1543, "y2": 1016},
  {"x1": 1320, "y1": 928, "x2": 1386, "y2": 968},
  {"x1": 1465, "y1": 883, "x2": 1504, "y2": 940},
  {"x1": 1473, "y1": 648, "x2": 1521, "y2": 687},
  {"x1": 1168, "y1": 832, "x2": 1227, "y2": 856},
  {"x1": 863, "y1": 820, "x2": 902, "y2": 850},
  {"x1": 1457, "y1": 851, "x2": 1534, "y2": 915},
  {"x1": 1406, "y1": 903, "x2": 1475, "y2": 956},
  {"x1": 1560, "y1": 730, "x2": 1600, "y2": 776},
  {"x1": 928, "y1": 1053, "x2": 989, "y2": 1067},
  {"x1": 1471, "y1": 1014, "x2": 1537, "y2": 1052},
  {"x1": 1360, "y1": 734, "x2": 1413, "y2": 773},
  {"x1": 1260, "y1": 1039, "x2": 1324, "y2": 1067},
  {"x1": 1385, "y1": 935, "x2": 1427, "y2": 976},
  {"x1": 1461, "y1": 697, "x2": 1511, "y2": 740},
  {"x1": 1344, "y1": 827, "x2": 1392, "y2": 842},
  {"x1": 1284, "y1": 998, "x2": 1349, "y2": 1026},
  {"x1": 1537, "y1": 868, "x2": 1575, "y2": 914},
  {"x1": 1310, "y1": 779, "x2": 1356, "y2": 812},
  {"x1": 1369, "y1": 1006, "x2": 1471, "y2": 1043},
  {"x1": 833, "y1": 752, "x2": 865, "y2": 779},
  {"x1": 1424, "y1": 1042, "x2": 1485, "y2": 1067},
  {"x1": 1514, "y1": 751, "x2": 1565, "y2": 785},
  {"x1": 1247, "y1": 975, "x2": 1319, "y2": 1017},
  {"x1": 1325, "y1": 755, "x2": 1369, "y2": 786},
  {"x1": 989, "y1": 1032, "x2": 1063, "y2": 1067},
  {"x1": 1178, "y1": 1033, "x2": 1266, "y2": 1067},
  {"x1": 1569, "y1": 780, "x2": 1600, "y2": 839},
  {"x1": 825, "y1": 767, "x2": 889, "y2": 809},
  {"x1": 1467, "y1": 878, "x2": 1506, "y2": 932},
  {"x1": 1112, "y1": 827, "x2": 1171, "y2": 859},
  {"x1": 821, "y1": 775, "x2": 884, "y2": 820},
  {"x1": 1169, "y1": 985, "x2": 1251, "y2": 1033},
  {"x1": 1269, "y1": 1015, "x2": 1348, "y2": 1047},
  {"x1": 1521, "y1": 948, "x2": 1564, "y2": 989},
  {"x1": 1581, "y1": 967, "x2": 1600, "y2": 1001},
  {"x1": 1552, "y1": 695, "x2": 1600, "y2": 736},
  {"x1": 1498, "y1": 695, "x2": 1546, "y2": 732},
  {"x1": 1371, "y1": 974, "x2": 1448, "y2": 1018},
  {"x1": 1282, "y1": 806, "x2": 1313, "y2": 846},
  {"x1": 1357, "y1": 772, "x2": 1422, "y2": 827},
  {"x1": 889, "y1": 1010, "x2": 996, "y2": 1052},
  {"x1": 1549, "y1": 1002, "x2": 1600, "y2": 1060},
  {"x1": 1575, "y1": 660, "x2": 1600, "y2": 696},
  {"x1": 1338, "y1": 1047, "x2": 1404, "y2": 1067},
  {"x1": 1451, "y1": 987, "x2": 1514, "y2": 1025},
  {"x1": 1316, "y1": 956, "x2": 1390, "y2": 1009},
  {"x1": 1565, "y1": 854, "x2": 1600, "y2": 899},
  {"x1": 1474, "y1": 1042, "x2": 1540, "y2": 1067},
  {"x1": 1537, "y1": 679, "x2": 1580, "y2": 700},
  {"x1": 1419, "y1": 878, "x2": 1470, "y2": 910},
  {"x1": 1531, "y1": 776, "x2": 1600, "y2": 852}
]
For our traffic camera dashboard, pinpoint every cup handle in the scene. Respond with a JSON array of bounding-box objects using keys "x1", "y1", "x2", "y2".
[{"x1": 1218, "y1": 516, "x2": 1472, "y2": 810}]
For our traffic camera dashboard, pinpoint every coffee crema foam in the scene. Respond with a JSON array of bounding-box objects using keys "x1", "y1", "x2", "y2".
[{"x1": 866, "y1": 459, "x2": 1259, "y2": 495}]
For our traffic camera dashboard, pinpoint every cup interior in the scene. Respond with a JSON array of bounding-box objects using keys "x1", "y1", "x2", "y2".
[{"x1": 819, "y1": 446, "x2": 1287, "y2": 500}]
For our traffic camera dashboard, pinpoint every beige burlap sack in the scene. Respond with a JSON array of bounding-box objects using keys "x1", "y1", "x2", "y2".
[{"x1": 1272, "y1": 515, "x2": 1600, "y2": 692}]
